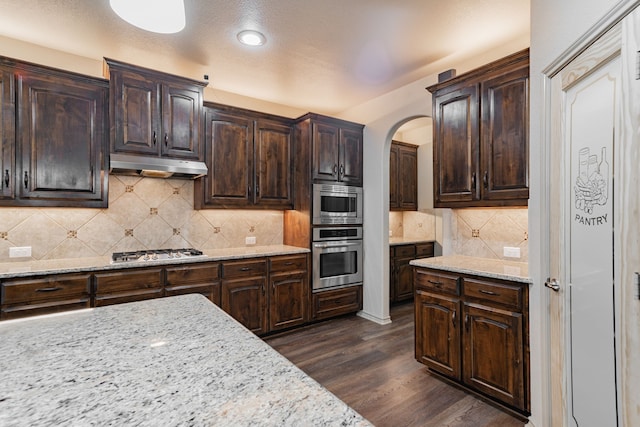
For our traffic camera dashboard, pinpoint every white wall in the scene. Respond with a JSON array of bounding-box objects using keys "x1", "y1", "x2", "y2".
[{"x1": 529, "y1": 0, "x2": 624, "y2": 426}]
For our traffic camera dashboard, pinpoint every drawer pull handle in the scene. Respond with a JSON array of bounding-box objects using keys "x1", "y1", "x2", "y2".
[
  {"x1": 427, "y1": 280, "x2": 443, "y2": 287},
  {"x1": 452, "y1": 311, "x2": 456, "y2": 327},
  {"x1": 479, "y1": 289, "x2": 498, "y2": 296},
  {"x1": 36, "y1": 286, "x2": 63, "y2": 293},
  {"x1": 284, "y1": 262, "x2": 294, "y2": 266},
  {"x1": 239, "y1": 267, "x2": 252, "y2": 271}
]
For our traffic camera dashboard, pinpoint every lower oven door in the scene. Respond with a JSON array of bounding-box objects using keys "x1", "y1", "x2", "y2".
[{"x1": 312, "y1": 240, "x2": 363, "y2": 291}]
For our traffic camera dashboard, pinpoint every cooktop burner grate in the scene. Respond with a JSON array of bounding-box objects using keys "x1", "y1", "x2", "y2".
[{"x1": 111, "y1": 248, "x2": 204, "y2": 263}]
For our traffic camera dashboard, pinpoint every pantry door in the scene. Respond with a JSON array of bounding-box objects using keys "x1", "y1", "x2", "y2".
[{"x1": 547, "y1": 21, "x2": 622, "y2": 427}]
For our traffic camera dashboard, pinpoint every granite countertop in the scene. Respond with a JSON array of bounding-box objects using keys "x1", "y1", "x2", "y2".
[
  {"x1": 0, "y1": 245, "x2": 309, "y2": 279},
  {"x1": 410, "y1": 254, "x2": 531, "y2": 283},
  {"x1": 389, "y1": 237, "x2": 435, "y2": 246},
  {"x1": 0, "y1": 294, "x2": 371, "y2": 427}
]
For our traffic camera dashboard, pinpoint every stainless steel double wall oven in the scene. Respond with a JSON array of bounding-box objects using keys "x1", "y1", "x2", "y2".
[{"x1": 311, "y1": 184, "x2": 363, "y2": 292}]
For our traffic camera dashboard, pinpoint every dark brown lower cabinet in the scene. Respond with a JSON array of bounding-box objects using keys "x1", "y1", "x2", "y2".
[
  {"x1": 269, "y1": 254, "x2": 308, "y2": 331},
  {"x1": 414, "y1": 266, "x2": 529, "y2": 414},
  {"x1": 0, "y1": 273, "x2": 92, "y2": 320},
  {"x1": 94, "y1": 267, "x2": 164, "y2": 307},
  {"x1": 221, "y1": 258, "x2": 269, "y2": 335},
  {"x1": 390, "y1": 242, "x2": 434, "y2": 303},
  {"x1": 312, "y1": 285, "x2": 362, "y2": 320},
  {"x1": 165, "y1": 262, "x2": 221, "y2": 306}
]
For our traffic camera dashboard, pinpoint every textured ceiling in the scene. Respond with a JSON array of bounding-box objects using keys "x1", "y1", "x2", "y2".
[{"x1": 0, "y1": 0, "x2": 530, "y2": 115}]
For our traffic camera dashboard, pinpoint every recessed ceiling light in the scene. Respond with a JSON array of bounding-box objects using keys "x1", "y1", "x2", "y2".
[
  {"x1": 237, "y1": 30, "x2": 266, "y2": 46},
  {"x1": 110, "y1": 0, "x2": 186, "y2": 34}
]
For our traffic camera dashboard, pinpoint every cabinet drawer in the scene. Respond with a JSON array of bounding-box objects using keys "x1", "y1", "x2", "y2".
[
  {"x1": 416, "y1": 243, "x2": 434, "y2": 257},
  {"x1": 394, "y1": 244, "x2": 416, "y2": 258},
  {"x1": 269, "y1": 254, "x2": 307, "y2": 273},
  {"x1": 313, "y1": 285, "x2": 362, "y2": 320},
  {"x1": 165, "y1": 263, "x2": 220, "y2": 285},
  {"x1": 1, "y1": 274, "x2": 92, "y2": 305},
  {"x1": 221, "y1": 259, "x2": 267, "y2": 279},
  {"x1": 94, "y1": 268, "x2": 163, "y2": 295},
  {"x1": 414, "y1": 269, "x2": 460, "y2": 296},
  {"x1": 463, "y1": 278, "x2": 523, "y2": 311}
]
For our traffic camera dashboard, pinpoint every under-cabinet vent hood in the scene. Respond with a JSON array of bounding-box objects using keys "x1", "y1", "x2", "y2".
[{"x1": 109, "y1": 153, "x2": 208, "y2": 179}]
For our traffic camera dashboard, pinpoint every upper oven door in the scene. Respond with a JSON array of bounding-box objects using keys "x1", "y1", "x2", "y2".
[{"x1": 312, "y1": 184, "x2": 363, "y2": 225}]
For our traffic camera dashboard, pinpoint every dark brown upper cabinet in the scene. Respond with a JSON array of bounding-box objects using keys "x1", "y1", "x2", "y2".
[
  {"x1": 428, "y1": 49, "x2": 529, "y2": 208},
  {"x1": 194, "y1": 103, "x2": 293, "y2": 209},
  {"x1": 0, "y1": 57, "x2": 108, "y2": 207},
  {"x1": 297, "y1": 114, "x2": 363, "y2": 186},
  {"x1": 389, "y1": 140, "x2": 418, "y2": 211},
  {"x1": 105, "y1": 58, "x2": 207, "y2": 161}
]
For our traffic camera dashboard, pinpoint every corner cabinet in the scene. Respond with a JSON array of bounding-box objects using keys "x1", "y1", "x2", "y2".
[
  {"x1": 414, "y1": 267, "x2": 530, "y2": 414},
  {"x1": 105, "y1": 58, "x2": 207, "y2": 161},
  {"x1": 195, "y1": 103, "x2": 293, "y2": 209},
  {"x1": 428, "y1": 49, "x2": 529, "y2": 208},
  {"x1": 389, "y1": 140, "x2": 418, "y2": 211},
  {"x1": 296, "y1": 113, "x2": 363, "y2": 186}
]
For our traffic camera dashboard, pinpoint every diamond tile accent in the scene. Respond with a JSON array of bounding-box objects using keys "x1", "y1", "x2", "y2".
[
  {"x1": 0, "y1": 232, "x2": 7, "y2": 240},
  {"x1": 150, "y1": 208, "x2": 158, "y2": 216},
  {"x1": 67, "y1": 230, "x2": 78, "y2": 239}
]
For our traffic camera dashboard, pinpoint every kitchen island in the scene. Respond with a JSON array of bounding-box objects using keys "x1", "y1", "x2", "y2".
[{"x1": 0, "y1": 294, "x2": 370, "y2": 426}]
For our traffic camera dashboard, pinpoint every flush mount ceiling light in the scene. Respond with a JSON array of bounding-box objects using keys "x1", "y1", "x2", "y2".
[
  {"x1": 110, "y1": 0, "x2": 186, "y2": 34},
  {"x1": 237, "y1": 30, "x2": 266, "y2": 46}
]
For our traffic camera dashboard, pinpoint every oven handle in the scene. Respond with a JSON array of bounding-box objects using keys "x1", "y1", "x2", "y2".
[{"x1": 313, "y1": 242, "x2": 362, "y2": 249}]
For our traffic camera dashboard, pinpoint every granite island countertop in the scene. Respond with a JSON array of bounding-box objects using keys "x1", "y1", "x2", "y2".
[
  {"x1": 0, "y1": 245, "x2": 309, "y2": 279},
  {"x1": 0, "y1": 294, "x2": 371, "y2": 427},
  {"x1": 410, "y1": 254, "x2": 531, "y2": 283}
]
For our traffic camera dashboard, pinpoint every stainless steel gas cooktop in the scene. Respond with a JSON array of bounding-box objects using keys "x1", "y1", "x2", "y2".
[{"x1": 111, "y1": 248, "x2": 205, "y2": 263}]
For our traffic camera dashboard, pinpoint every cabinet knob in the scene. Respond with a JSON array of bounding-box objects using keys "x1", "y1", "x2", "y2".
[
  {"x1": 471, "y1": 172, "x2": 476, "y2": 190},
  {"x1": 153, "y1": 131, "x2": 157, "y2": 146},
  {"x1": 164, "y1": 133, "x2": 168, "y2": 146},
  {"x1": 3, "y1": 169, "x2": 8, "y2": 188},
  {"x1": 483, "y1": 171, "x2": 488, "y2": 189},
  {"x1": 339, "y1": 164, "x2": 344, "y2": 179},
  {"x1": 23, "y1": 171, "x2": 28, "y2": 189},
  {"x1": 333, "y1": 164, "x2": 338, "y2": 176}
]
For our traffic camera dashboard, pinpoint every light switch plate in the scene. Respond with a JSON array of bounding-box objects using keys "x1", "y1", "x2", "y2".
[
  {"x1": 503, "y1": 246, "x2": 521, "y2": 258},
  {"x1": 245, "y1": 236, "x2": 256, "y2": 245},
  {"x1": 9, "y1": 246, "x2": 32, "y2": 258}
]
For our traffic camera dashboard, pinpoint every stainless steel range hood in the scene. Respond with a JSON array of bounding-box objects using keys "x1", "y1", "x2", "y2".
[{"x1": 109, "y1": 153, "x2": 208, "y2": 179}]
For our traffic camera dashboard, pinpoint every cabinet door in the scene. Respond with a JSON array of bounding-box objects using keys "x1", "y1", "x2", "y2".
[
  {"x1": 161, "y1": 83, "x2": 202, "y2": 160},
  {"x1": 269, "y1": 270, "x2": 308, "y2": 331},
  {"x1": 255, "y1": 119, "x2": 293, "y2": 208},
  {"x1": 312, "y1": 122, "x2": 340, "y2": 182},
  {"x1": 415, "y1": 289, "x2": 461, "y2": 379},
  {"x1": 433, "y1": 84, "x2": 480, "y2": 205},
  {"x1": 463, "y1": 303, "x2": 525, "y2": 410},
  {"x1": 480, "y1": 66, "x2": 529, "y2": 202},
  {"x1": 221, "y1": 277, "x2": 267, "y2": 335},
  {"x1": 201, "y1": 109, "x2": 254, "y2": 207},
  {"x1": 0, "y1": 68, "x2": 14, "y2": 201},
  {"x1": 394, "y1": 255, "x2": 415, "y2": 301},
  {"x1": 389, "y1": 143, "x2": 399, "y2": 209},
  {"x1": 398, "y1": 144, "x2": 418, "y2": 210},
  {"x1": 17, "y1": 72, "x2": 107, "y2": 207},
  {"x1": 339, "y1": 127, "x2": 363, "y2": 185},
  {"x1": 110, "y1": 69, "x2": 160, "y2": 155}
]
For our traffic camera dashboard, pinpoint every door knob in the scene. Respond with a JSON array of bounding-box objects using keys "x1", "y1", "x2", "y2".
[{"x1": 544, "y1": 277, "x2": 560, "y2": 292}]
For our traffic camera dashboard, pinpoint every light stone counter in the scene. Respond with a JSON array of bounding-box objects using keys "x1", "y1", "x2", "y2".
[
  {"x1": 0, "y1": 294, "x2": 371, "y2": 427},
  {"x1": 0, "y1": 245, "x2": 309, "y2": 279},
  {"x1": 389, "y1": 237, "x2": 435, "y2": 246},
  {"x1": 410, "y1": 254, "x2": 531, "y2": 283}
]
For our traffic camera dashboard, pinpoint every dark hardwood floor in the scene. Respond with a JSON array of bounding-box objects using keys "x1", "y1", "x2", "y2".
[{"x1": 264, "y1": 302, "x2": 526, "y2": 427}]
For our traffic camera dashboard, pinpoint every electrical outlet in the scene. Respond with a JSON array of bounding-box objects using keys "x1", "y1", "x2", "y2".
[
  {"x1": 503, "y1": 246, "x2": 521, "y2": 258},
  {"x1": 9, "y1": 246, "x2": 32, "y2": 258},
  {"x1": 245, "y1": 236, "x2": 256, "y2": 246}
]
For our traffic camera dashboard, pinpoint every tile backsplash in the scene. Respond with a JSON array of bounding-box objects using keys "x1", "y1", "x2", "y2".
[
  {"x1": 448, "y1": 208, "x2": 528, "y2": 261},
  {"x1": 389, "y1": 210, "x2": 437, "y2": 240},
  {"x1": 0, "y1": 176, "x2": 283, "y2": 262}
]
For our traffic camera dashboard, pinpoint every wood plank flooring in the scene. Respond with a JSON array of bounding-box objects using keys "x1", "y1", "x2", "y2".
[{"x1": 264, "y1": 302, "x2": 526, "y2": 427}]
